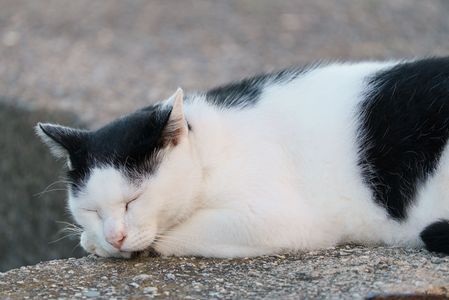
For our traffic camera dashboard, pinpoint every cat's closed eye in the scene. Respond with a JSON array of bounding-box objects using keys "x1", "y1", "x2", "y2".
[
  {"x1": 125, "y1": 196, "x2": 139, "y2": 211},
  {"x1": 84, "y1": 208, "x2": 101, "y2": 219}
]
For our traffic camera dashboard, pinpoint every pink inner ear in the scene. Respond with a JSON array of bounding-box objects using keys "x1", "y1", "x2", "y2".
[
  {"x1": 163, "y1": 88, "x2": 188, "y2": 145},
  {"x1": 163, "y1": 117, "x2": 187, "y2": 146}
]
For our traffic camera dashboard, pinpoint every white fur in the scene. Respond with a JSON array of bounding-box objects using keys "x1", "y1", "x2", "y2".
[{"x1": 70, "y1": 61, "x2": 449, "y2": 258}]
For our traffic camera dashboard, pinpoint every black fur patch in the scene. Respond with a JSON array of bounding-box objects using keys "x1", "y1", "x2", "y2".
[
  {"x1": 420, "y1": 220, "x2": 449, "y2": 255},
  {"x1": 358, "y1": 57, "x2": 449, "y2": 220},
  {"x1": 205, "y1": 66, "x2": 313, "y2": 109},
  {"x1": 49, "y1": 104, "x2": 172, "y2": 194}
]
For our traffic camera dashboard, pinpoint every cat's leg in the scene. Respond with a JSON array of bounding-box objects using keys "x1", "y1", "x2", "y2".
[
  {"x1": 153, "y1": 208, "x2": 277, "y2": 257},
  {"x1": 420, "y1": 219, "x2": 449, "y2": 255}
]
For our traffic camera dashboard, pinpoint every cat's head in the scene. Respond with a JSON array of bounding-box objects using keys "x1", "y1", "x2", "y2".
[{"x1": 36, "y1": 89, "x2": 202, "y2": 257}]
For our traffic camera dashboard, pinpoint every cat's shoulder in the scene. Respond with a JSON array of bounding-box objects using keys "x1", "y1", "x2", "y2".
[{"x1": 202, "y1": 63, "x2": 324, "y2": 109}]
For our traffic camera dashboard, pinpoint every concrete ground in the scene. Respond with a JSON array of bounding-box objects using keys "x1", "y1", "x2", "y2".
[
  {"x1": 1, "y1": 246, "x2": 449, "y2": 299},
  {"x1": 1, "y1": 0, "x2": 449, "y2": 298}
]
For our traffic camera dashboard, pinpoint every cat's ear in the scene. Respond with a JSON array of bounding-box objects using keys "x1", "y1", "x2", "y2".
[
  {"x1": 35, "y1": 123, "x2": 88, "y2": 159},
  {"x1": 163, "y1": 88, "x2": 188, "y2": 146}
]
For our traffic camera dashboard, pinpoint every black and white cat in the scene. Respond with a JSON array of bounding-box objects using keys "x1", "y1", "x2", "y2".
[{"x1": 37, "y1": 57, "x2": 449, "y2": 258}]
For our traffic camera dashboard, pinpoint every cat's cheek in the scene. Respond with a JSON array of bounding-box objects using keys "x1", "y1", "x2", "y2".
[
  {"x1": 121, "y1": 227, "x2": 156, "y2": 252},
  {"x1": 80, "y1": 234, "x2": 126, "y2": 258},
  {"x1": 94, "y1": 247, "x2": 113, "y2": 258},
  {"x1": 80, "y1": 232, "x2": 96, "y2": 254},
  {"x1": 80, "y1": 231, "x2": 115, "y2": 258}
]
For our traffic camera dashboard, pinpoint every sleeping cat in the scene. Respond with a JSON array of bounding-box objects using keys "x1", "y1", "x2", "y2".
[{"x1": 36, "y1": 57, "x2": 449, "y2": 258}]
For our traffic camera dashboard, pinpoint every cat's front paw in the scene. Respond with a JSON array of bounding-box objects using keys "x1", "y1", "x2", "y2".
[{"x1": 80, "y1": 232, "x2": 131, "y2": 258}]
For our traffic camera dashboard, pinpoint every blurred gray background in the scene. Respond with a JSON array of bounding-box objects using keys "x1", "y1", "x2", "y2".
[{"x1": 1, "y1": 0, "x2": 448, "y2": 271}]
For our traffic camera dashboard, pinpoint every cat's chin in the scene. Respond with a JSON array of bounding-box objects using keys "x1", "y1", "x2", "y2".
[
  {"x1": 86, "y1": 244, "x2": 134, "y2": 259},
  {"x1": 92, "y1": 249, "x2": 133, "y2": 259}
]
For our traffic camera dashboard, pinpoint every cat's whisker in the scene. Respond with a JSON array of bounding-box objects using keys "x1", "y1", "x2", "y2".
[
  {"x1": 49, "y1": 233, "x2": 81, "y2": 244},
  {"x1": 56, "y1": 220, "x2": 82, "y2": 227},
  {"x1": 35, "y1": 179, "x2": 73, "y2": 196},
  {"x1": 34, "y1": 188, "x2": 68, "y2": 197},
  {"x1": 52, "y1": 221, "x2": 83, "y2": 244},
  {"x1": 44, "y1": 179, "x2": 72, "y2": 188},
  {"x1": 71, "y1": 242, "x2": 82, "y2": 255},
  {"x1": 60, "y1": 226, "x2": 83, "y2": 235},
  {"x1": 56, "y1": 220, "x2": 80, "y2": 227}
]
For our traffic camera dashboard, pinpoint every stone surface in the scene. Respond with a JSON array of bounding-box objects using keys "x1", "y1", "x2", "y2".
[{"x1": 1, "y1": 246, "x2": 449, "y2": 299}]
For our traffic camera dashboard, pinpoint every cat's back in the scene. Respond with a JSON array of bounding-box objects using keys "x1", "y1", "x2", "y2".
[
  {"x1": 270, "y1": 58, "x2": 449, "y2": 244},
  {"x1": 192, "y1": 58, "x2": 449, "y2": 246}
]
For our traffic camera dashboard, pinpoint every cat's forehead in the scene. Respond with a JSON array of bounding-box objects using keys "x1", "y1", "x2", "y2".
[
  {"x1": 89, "y1": 104, "x2": 170, "y2": 155},
  {"x1": 72, "y1": 167, "x2": 133, "y2": 205},
  {"x1": 68, "y1": 104, "x2": 171, "y2": 193}
]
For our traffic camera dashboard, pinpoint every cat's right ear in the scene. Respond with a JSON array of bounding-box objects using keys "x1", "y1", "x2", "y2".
[{"x1": 35, "y1": 123, "x2": 88, "y2": 159}]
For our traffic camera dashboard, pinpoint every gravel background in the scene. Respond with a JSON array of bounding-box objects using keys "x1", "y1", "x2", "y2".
[
  {"x1": 1, "y1": 0, "x2": 449, "y2": 298},
  {"x1": 1, "y1": 0, "x2": 449, "y2": 126}
]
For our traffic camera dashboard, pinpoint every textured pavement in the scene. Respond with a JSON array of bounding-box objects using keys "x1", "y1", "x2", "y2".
[{"x1": 1, "y1": 246, "x2": 449, "y2": 299}]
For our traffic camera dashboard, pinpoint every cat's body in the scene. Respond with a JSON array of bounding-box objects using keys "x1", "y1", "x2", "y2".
[{"x1": 37, "y1": 57, "x2": 449, "y2": 258}]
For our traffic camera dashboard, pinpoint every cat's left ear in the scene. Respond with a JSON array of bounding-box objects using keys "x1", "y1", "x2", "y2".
[
  {"x1": 163, "y1": 88, "x2": 188, "y2": 146},
  {"x1": 35, "y1": 123, "x2": 88, "y2": 159}
]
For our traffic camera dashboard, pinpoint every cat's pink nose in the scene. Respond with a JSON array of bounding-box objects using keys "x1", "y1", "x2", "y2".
[{"x1": 107, "y1": 233, "x2": 126, "y2": 249}]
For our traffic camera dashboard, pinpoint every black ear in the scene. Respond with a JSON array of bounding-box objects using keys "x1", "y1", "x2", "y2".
[{"x1": 35, "y1": 123, "x2": 88, "y2": 158}]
